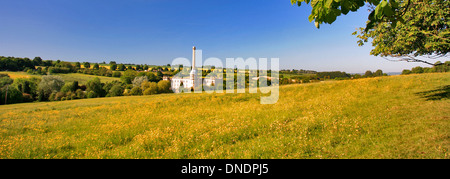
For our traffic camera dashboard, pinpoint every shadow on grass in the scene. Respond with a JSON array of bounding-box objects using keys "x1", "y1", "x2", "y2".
[{"x1": 416, "y1": 85, "x2": 450, "y2": 100}]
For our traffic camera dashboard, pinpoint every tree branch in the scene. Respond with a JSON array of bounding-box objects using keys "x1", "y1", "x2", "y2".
[{"x1": 382, "y1": 55, "x2": 445, "y2": 66}]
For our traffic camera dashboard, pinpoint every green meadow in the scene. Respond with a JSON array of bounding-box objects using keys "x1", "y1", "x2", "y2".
[
  {"x1": 0, "y1": 71, "x2": 120, "y2": 85},
  {"x1": 0, "y1": 73, "x2": 449, "y2": 159}
]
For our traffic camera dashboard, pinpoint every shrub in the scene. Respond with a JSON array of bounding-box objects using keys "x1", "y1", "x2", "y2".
[
  {"x1": 76, "y1": 89, "x2": 85, "y2": 99},
  {"x1": 12, "y1": 77, "x2": 40, "y2": 97},
  {"x1": 87, "y1": 91, "x2": 98, "y2": 98},
  {"x1": 0, "y1": 86, "x2": 23, "y2": 104},
  {"x1": 411, "y1": 66, "x2": 424, "y2": 74},
  {"x1": 157, "y1": 80, "x2": 171, "y2": 93},
  {"x1": 130, "y1": 86, "x2": 142, "y2": 96},
  {"x1": 55, "y1": 92, "x2": 65, "y2": 101},
  {"x1": 22, "y1": 93, "x2": 34, "y2": 102},
  {"x1": 142, "y1": 81, "x2": 158, "y2": 95},
  {"x1": 86, "y1": 77, "x2": 105, "y2": 97},
  {"x1": 0, "y1": 75, "x2": 13, "y2": 87},
  {"x1": 49, "y1": 92, "x2": 56, "y2": 101},
  {"x1": 110, "y1": 64, "x2": 117, "y2": 71},
  {"x1": 38, "y1": 75, "x2": 65, "y2": 100},
  {"x1": 61, "y1": 83, "x2": 74, "y2": 93},
  {"x1": 48, "y1": 67, "x2": 73, "y2": 74},
  {"x1": 121, "y1": 70, "x2": 138, "y2": 84},
  {"x1": 402, "y1": 69, "x2": 412, "y2": 75},
  {"x1": 123, "y1": 89, "x2": 130, "y2": 96},
  {"x1": 112, "y1": 71, "x2": 122, "y2": 77},
  {"x1": 133, "y1": 76, "x2": 149, "y2": 88},
  {"x1": 109, "y1": 84, "x2": 124, "y2": 97}
]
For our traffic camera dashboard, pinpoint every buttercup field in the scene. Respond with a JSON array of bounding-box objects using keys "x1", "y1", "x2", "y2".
[
  {"x1": 1, "y1": 73, "x2": 448, "y2": 158},
  {"x1": 0, "y1": 0, "x2": 449, "y2": 162}
]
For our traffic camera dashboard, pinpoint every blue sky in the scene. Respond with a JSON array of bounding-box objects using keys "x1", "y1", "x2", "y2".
[{"x1": 0, "y1": 0, "x2": 440, "y2": 73}]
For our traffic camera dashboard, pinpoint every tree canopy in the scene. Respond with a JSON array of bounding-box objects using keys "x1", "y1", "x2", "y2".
[{"x1": 292, "y1": 0, "x2": 450, "y2": 65}]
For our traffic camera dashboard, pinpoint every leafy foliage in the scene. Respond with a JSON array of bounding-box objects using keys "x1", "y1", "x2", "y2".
[
  {"x1": 293, "y1": 0, "x2": 449, "y2": 65},
  {"x1": 354, "y1": 0, "x2": 450, "y2": 61},
  {"x1": 38, "y1": 75, "x2": 65, "y2": 100},
  {"x1": 86, "y1": 77, "x2": 105, "y2": 97},
  {"x1": 291, "y1": 0, "x2": 379, "y2": 28},
  {"x1": 132, "y1": 76, "x2": 149, "y2": 88},
  {"x1": 121, "y1": 70, "x2": 138, "y2": 84}
]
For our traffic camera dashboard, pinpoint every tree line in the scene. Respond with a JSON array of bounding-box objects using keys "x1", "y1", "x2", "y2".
[
  {"x1": 401, "y1": 61, "x2": 450, "y2": 75},
  {"x1": 0, "y1": 73, "x2": 172, "y2": 105},
  {"x1": 279, "y1": 69, "x2": 388, "y2": 85}
]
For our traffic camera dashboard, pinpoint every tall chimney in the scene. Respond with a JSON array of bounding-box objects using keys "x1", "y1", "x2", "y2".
[{"x1": 192, "y1": 46, "x2": 196, "y2": 71}]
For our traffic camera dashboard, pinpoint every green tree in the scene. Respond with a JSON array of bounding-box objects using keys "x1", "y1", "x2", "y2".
[
  {"x1": 121, "y1": 70, "x2": 138, "y2": 84},
  {"x1": 33, "y1": 57, "x2": 43, "y2": 66},
  {"x1": 38, "y1": 75, "x2": 65, "y2": 100},
  {"x1": 364, "y1": 70, "x2": 373, "y2": 77},
  {"x1": 87, "y1": 91, "x2": 97, "y2": 98},
  {"x1": 128, "y1": 65, "x2": 134, "y2": 70},
  {"x1": 108, "y1": 84, "x2": 124, "y2": 97},
  {"x1": 60, "y1": 81, "x2": 78, "y2": 93},
  {"x1": 75, "y1": 62, "x2": 81, "y2": 68},
  {"x1": 293, "y1": 0, "x2": 449, "y2": 65},
  {"x1": 132, "y1": 76, "x2": 149, "y2": 88},
  {"x1": 130, "y1": 86, "x2": 142, "y2": 96},
  {"x1": 402, "y1": 69, "x2": 412, "y2": 75},
  {"x1": 12, "y1": 77, "x2": 40, "y2": 97},
  {"x1": 112, "y1": 71, "x2": 122, "y2": 77},
  {"x1": 354, "y1": 0, "x2": 450, "y2": 65},
  {"x1": 0, "y1": 75, "x2": 14, "y2": 88},
  {"x1": 157, "y1": 80, "x2": 171, "y2": 93},
  {"x1": 75, "y1": 89, "x2": 85, "y2": 99},
  {"x1": 156, "y1": 71, "x2": 163, "y2": 77},
  {"x1": 374, "y1": 69, "x2": 383, "y2": 77},
  {"x1": 83, "y1": 62, "x2": 90, "y2": 69},
  {"x1": 411, "y1": 66, "x2": 424, "y2": 74},
  {"x1": 110, "y1": 64, "x2": 117, "y2": 71},
  {"x1": 142, "y1": 82, "x2": 158, "y2": 95},
  {"x1": 135, "y1": 65, "x2": 142, "y2": 71},
  {"x1": 118, "y1": 64, "x2": 126, "y2": 71},
  {"x1": 93, "y1": 63, "x2": 100, "y2": 70},
  {"x1": 1, "y1": 86, "x2": 23, "y2": 104},
  {"x1": 86, "y1": 77, "x2": 105, "y2": 97}
]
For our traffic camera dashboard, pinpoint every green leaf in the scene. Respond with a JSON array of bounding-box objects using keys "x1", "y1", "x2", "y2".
[
  {"x1": 369, "y1": 0, "x2": 381, "y2": 6},
  {"x1": 383, "y1": 4, "x2": 393, "y2": 17},
  {"x1": 308, "y1": 14, "x2": 315, "y2": 22},
  {"x1": 341, "y1": 0, "x2": 352, "y2": 14},
  {"x1": 356, "y1": 0, "x2": 365, "y2": 7},
  {"x1": 365, "y1": 20, "x2": 375, "y2": 32},
  {"x1": 390, "y1": 0, "x2": 399, "y2": 9},
  {"x1": 374, "y1": 0, "x2": 387, "y2": 20},
  {"x1": 325, "y1": 0, "x2": 334, "y2": 8}
]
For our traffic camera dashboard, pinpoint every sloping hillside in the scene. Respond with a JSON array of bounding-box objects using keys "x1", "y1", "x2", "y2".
[{"x1": 0, "y1": 73, "x2": 449, "y2": 159}]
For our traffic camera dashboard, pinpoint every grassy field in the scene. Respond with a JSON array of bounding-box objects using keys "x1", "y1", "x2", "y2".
[
  {"x1": 0, "y1": 73, "x2": 449, "y2": 159},
  {"x1": 56, "y1": 73, "x2": 120, "y2": 84},
  {"x1": 0, "y1": 71, "x2": 120, "y2": 85},
  {"x1": 0, "y1": 71, "x2": 41, "y2": 79}
]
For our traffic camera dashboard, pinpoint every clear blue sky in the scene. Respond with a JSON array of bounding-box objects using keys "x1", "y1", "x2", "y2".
[{"x1": 0, "y1": 0, "x2": 440, "y2": 73}]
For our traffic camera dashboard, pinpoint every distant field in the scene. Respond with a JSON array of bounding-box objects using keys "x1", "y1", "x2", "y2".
[
  {"x1": 0, "y1": 71, "x2": 41, "y2": 79},
  {"x1": 0, "y1": 73, "x2": 449, "y2": 159},
  {"x1": 0, "y1": 71, "x2": 120, "y2": 85},
  {"x1": 280, "y1": 73, "x2": 316, "y2": 78},
  {"x1": 56, "y1": 73, "x2": 120, "y2": 85}
]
